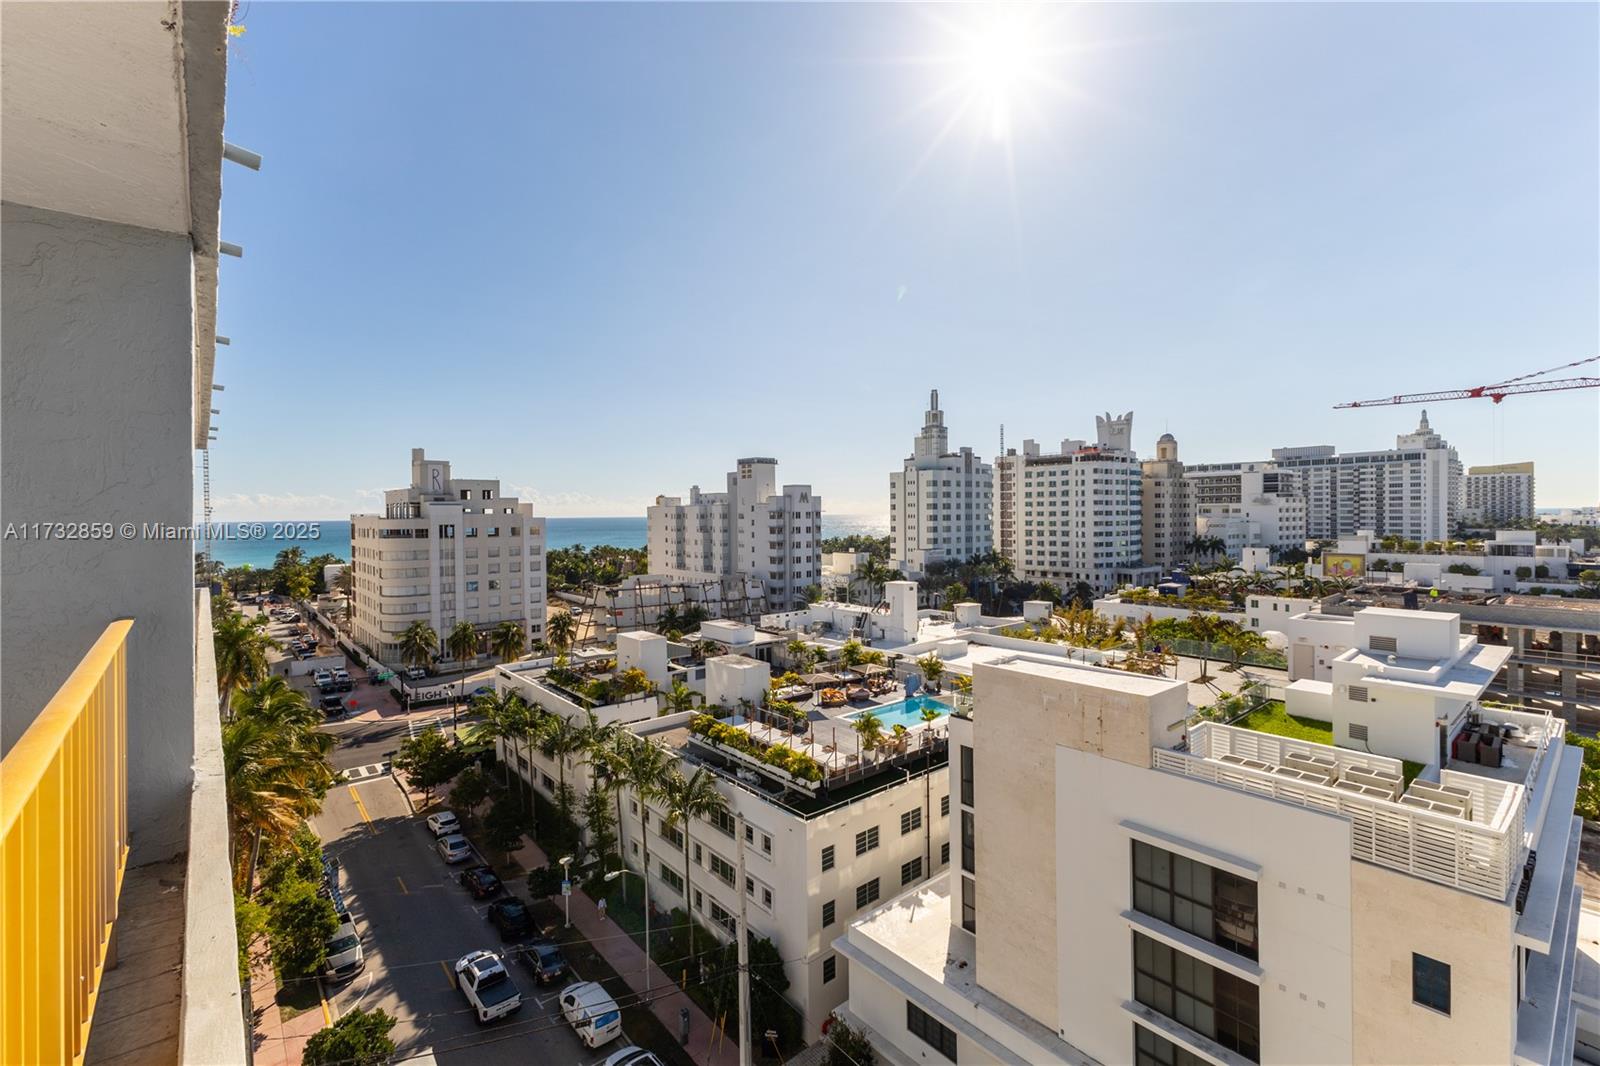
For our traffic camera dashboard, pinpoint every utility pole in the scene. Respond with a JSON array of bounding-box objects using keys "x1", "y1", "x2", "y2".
[{"x1": 735, "y1": 812, "x2": 752, "y2": 1066}]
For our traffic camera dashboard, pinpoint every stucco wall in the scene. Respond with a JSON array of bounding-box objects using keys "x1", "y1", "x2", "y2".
[
  {"x1": 1350, "y1": 861, "x2": 1514, "y2": 1064},
  {"x1": 2, "y1": 202, "x2": 196, "y2": 859}
]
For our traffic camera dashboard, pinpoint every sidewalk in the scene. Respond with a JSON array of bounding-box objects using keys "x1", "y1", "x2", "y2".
[
  {"x1": 247, "y1": 948, "x2": 324, "y2": 1066},
  {"x1": 510, "y1": 837, "x2": 741, "y2": 1066}
]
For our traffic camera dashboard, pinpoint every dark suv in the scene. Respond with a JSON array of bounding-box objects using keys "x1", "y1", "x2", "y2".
[
  {"x1": 459, "y1": 864, "x2": 503, "y2": 899},
  {"x1": 486, "y1": 897, "x2": 533, "y2": 941}
]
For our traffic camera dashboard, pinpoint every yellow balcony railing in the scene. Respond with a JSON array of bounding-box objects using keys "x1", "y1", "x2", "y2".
[{"x1": 1, "y1": 621, "x2": 132, "y2": 1066}]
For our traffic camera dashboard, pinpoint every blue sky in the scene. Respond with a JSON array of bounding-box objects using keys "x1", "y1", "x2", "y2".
[{"x1": 207, "y1": 2, "x2": 1598, "y2": 520}]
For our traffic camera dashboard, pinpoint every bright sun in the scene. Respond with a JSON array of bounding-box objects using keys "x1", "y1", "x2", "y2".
[{"x1": 962, "y1": 14, "x2": 1038, "y2": 141}]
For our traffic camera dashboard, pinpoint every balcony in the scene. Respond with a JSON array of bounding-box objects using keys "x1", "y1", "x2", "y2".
[{"x1": 1, "y1": 594, "x2": 248, "y2": 1066}]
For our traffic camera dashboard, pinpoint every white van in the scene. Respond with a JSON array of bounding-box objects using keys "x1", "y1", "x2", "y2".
[{"x1": 559, "y1": 981, "x2": 623, "y2": 1048}]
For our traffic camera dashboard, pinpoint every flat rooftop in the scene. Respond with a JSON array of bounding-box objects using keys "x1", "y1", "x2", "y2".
[{"x1": 982, "y1": 653, "x2": 1189, "y2": 698}]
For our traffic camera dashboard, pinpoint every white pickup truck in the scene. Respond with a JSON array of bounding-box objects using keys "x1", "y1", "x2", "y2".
[{"x1": 455, "y1": 950, "x2": 522, "y2": 1024}]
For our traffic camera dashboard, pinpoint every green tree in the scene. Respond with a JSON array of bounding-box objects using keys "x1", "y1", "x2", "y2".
[
  {"x1": 302, "y1": 1008, "x2": 397, "y2": 1066},
  {"x1": 212, "y1": 607, "x2": 279, "y2": 699},
  {"x1": 224, "y1": 681, "x2": 334, "y2": 891},
  {"x1": 447, "y1": 619, "x2": 480, "y2": 710},
  {"x1": 490, "y1": 619, "x2": 526, "y2": 663},
  {"x1": 941, "y1": 582, "x2": 969, "y2": 609},
  {"x1": 610, "y1": 734, "x2": 670, "y2": 964},
  {"x1": 265, "y1": 878, "x2": 338, "y2": 978},
  {"x1": 916, "y1": 653, "x2": 945, "y2": 687},
  {"x1": 801, "y1": 583, "x2": 824, "y2": 604},
  {"x1": 546, "y1": 609, "x2": 578, "y2": 653},
  {"x1": 398, "y1": 620, "x2": 439, "y2": 673},
  {"x1": 839, "y1": 639, "x2": 867, "y2": 668},
  {"x1": 483, "y1": 792, "x2": 528, "y2": 865},
  {"x1": 450, "y1": 766, "x2": 492, "y2": 821},
  {"x1": 1578, "y1": 569, "x2": 1600, "y2": 594},
  {"x1": 658, "y1": 766, "x2": 729, "y2": 967},
  {"x1": 392, "y1": 727, "x2": 467, "y2": 806},
  {"x1": 826, "y1": 1015, "x2": 876, "y2": 1066},
  {"x1": 234, "y1": 893, "x2": 268, "y2": 982},
  {"x1": 1515, "y1": 566, "x2": 1533, "y2": 581},
  {"x1": 664, "y1": 680, "x2": 699, "y2": 716},
  {"x1": 855, "y1": 557, "x2": 896, "y2": 606},
  {"x1": 467, "y1": 690, "x2": 532, "y2": 789},
  {"x1": 852, "y1": 710, "x2": 884, "y2": 753}
]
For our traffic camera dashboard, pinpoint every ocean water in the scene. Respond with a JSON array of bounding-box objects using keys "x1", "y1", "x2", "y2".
[{"x1": 208, "y1": 515, "x2": 887, "y2": 569}]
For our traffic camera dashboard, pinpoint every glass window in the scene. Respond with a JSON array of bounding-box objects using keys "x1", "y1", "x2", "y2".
[
  {"x1": 960, "y1": 876, "x2": 976, "y2": 934},
  {"x1": 1132, "y1": 932, "x2": 1259, "y2": 1062},
  {"x1": 961, "y1": 812, "x2": 975, "y2": 874},
  {"x1": 1134, "y1": 1024, "x2": 1208, "y2": 1066},
  {"x1": 901, "y1": 808, "x2": 922, "y2": 835},
  {"x1": 901, "y1": 857, "x2": 923, "y2": 885},
  {"x1": 1131, "y1": 841, "x2": 1257, "y2": 960},
  {"x1": 906, "y1": 1002, "x2": 957, "y2": 1062},
  {"x1": 822, "y1": 900, "x2": 835, "y2": 927},
  {"x1": 1413, "y1": 953, "x2": 1450, "y2": 1014},
  {"x1": 821, "y1": 845, "x2": 835, "y2": 872},
  {"x1": 855, "y1": 879, "x2": 880, "y2": 908},
  {"x1": 855, "y1": 826, "x2": 880, "y2": 856},
  {"x1": 823, "y1": 956, "x2": 837, "y2": 984},
  {"x1": 941, "y1": 795, "x2": 950, "y2": 817},
  {"x1": 960, "y1": 745, "x2": 974, "y2": 806}
]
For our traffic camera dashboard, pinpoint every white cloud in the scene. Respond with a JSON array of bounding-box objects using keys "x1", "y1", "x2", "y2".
[
  {"x1": 506, "y1": 485, "x2": 643, "y2": 517},
  {"x1": 209, "y1": 492, "x2": 359, "y2": 520}
]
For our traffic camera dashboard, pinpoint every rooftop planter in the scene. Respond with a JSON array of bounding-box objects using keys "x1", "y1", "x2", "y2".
[{"x1": 688, "y1": 713, "x2": 824, "y2": 792}]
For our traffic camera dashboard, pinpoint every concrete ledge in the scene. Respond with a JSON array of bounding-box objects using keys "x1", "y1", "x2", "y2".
[{"x1": 178, "y1": 589, "x2": 248, "y2": 1065}]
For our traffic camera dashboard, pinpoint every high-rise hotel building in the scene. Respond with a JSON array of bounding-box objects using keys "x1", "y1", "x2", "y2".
[
  {"x1": 889, "y1": 390, "x2": 993, "y2": 578},
  {"x1": 992, "y1": 412, "x2": 1146, "y2": 593},
  {"x1": 350, "y1": 449, "x2": 546, "y2": 660}
]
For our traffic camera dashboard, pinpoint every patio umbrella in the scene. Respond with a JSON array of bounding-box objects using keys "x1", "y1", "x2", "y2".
[{"x1": 803, "y1": 672, "x2": 841, "y2": 686}]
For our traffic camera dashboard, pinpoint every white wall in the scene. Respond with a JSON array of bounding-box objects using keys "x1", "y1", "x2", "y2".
[
  {"x1": 1054, "y1": 746, "x2": 1356, "y2": 1065},
  {"x1": 1, "y1": 203, "x2": 197, "y2": 858}
]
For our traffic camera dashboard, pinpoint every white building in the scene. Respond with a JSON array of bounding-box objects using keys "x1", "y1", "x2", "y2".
[
  {"x1": 1141, "y1": 433, "x2": 1193, "y2": 572},
  {"x1": 1270, "y1": 410, "x2": 1462, "y2": 542},
  {"x1": 889, "y1": 390, "x2": 993, "y2": 577},
  {"x1": 1465, "y1": 463, "x2": 1536, "y2": 525},
  {"x1": 649, "y1": 457, "x2": 822, "y2": 610},
  {"x1": 494, "y1": 649, "x2": 951, "y2": 1038},
  {"x1": 1185, "y1": 461, "x2": 1307, "y2": 559},
  {"x1": 349, "y1": 449, "x2": 546, "y2": 661},
  {"x1": 839, "y1": 612, "x2": 1584, "y2": 1066},
  {"x1": 992, "y1": 412, "x2": 1148, "y2": 593}
]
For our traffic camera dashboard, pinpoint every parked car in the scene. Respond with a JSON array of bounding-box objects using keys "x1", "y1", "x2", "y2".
[
  {"x1": 559, "y1": 981, "x2": 622, "y2": 1048},
  {"x1": 486, "y1": 898, "x2": 532, "y2": 941},
  {"x1": 323, "y1": 921, "x2": 364, "y2": 981},
  {"x1": 602, "y1": 1047, "x2": 665, "y2": 1066},
  {"x1": 520, "y1": 938, "x2": 567, "y2": 985},
  {"x1": 454, "y1": 950, "x2": 522, "y2": 1024},
  {"x1": 405, "y1": 667, "x2": 427, "y2": 681},
  {"x1": 426, "y1": 811, "x2": 461, "y2": 837},
  {"x1": 332, "y1": 668, "x2": 352, "y2": 691},
  {"x1": 437, "y1": 834, "x2": 472, "y2": 863},
  {"x1": 320, "y1": 694, "x2": 346, "y2": 716},
  {"x1": 459, "y1": 864, "x2": 503, "y2": 899}
]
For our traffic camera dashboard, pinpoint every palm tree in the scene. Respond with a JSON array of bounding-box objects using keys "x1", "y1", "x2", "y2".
[
  {"x1": 467, "y1": 690, "x2": 532, "y2": 789},
  {"x1": 664, "y1": 680, "x2": 698, "y2": 716},
  {"x1": 658, "y1": 765, "x2": 729, "y2": 964},
  {"x1": 399, "y1": 620, "x2": 439, "y2": 673},
  {"x1": 610, "y1": 735, "x2": 670, "y2": 955},
  {"x1": 447, "y1": 620, "x2": 480, "y2": 723},
  {"x1": 785, "y1": 638, "x2": 812, "y2": 672},
  {"x1": 856, "y1": 557, "x2": 895, "y2": 606},
  {"x1": 490, "y1": 620, "x2": 526, "y2": 663},
  {"x1": 213, "y1": 608, "x2": 279, "y2": 700},
  {"x1": 852, "y1": 710, "x2": 884, "y2": 754},
  {"x1": 546, "y1": 609, "x2": 577, "y2": 654},
  {"x1": 916, "y1": 653, "x2": 945, "y2": 690},
  {"x1": 535, "y1": 712, "x2": 585, "y2": 805},
  {"x1": 224, "y1": 679, "x2": 334, "y2": 892}
]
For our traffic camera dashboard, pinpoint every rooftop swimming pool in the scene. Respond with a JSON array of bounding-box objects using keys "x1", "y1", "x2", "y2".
[{"x1": 842, "y1": 695, "x2": 952, "y2": 730}]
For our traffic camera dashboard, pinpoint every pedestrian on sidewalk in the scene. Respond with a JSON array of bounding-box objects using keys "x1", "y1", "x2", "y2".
[{"x1": 597, "y1": 897, "x2": 607, "y2": 921}]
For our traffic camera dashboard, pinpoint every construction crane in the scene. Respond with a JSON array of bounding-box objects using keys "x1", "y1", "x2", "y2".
[{"x1": 1334, "y1": 355, "x2": 1599, "y2": 409}]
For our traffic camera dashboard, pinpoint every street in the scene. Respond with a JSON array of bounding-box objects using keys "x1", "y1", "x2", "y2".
[{"x1": 312, "y1": 774, "x2": 590, "y2": 1065}]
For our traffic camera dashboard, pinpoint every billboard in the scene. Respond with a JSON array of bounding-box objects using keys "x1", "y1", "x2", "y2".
[{"x1": 1323, "y1": 553, "x2": 1366, "y2": 580}]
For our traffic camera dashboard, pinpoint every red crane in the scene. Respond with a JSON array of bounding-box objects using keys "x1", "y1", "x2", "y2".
[{"x1": 1334, "y1": 355, "x2": 1599, "y2": 409}]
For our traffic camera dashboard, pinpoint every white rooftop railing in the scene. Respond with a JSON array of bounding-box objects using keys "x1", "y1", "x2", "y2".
[
  {"x1": 1189, "y1": 721, "x2": 1404, "y2": 778},
  {"x1": 1156, "y1": 726, "x2": 1527, "y2": 901}
]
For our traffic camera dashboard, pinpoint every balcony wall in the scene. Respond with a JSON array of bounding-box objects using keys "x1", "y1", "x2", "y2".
[{"x1": 1, "y1": 202, "x2": 197, "y2": 859}]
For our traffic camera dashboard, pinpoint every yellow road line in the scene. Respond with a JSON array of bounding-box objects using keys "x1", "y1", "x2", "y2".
[
  {"x1": 439, "y1": 960, "x2": 455, "y2": 989},
  {"x1": 348, "y1": 785, "x2": 374, "y2": 832},
  {"x1": 395, "y1": 875, "x2": 408, "y2": 895}
]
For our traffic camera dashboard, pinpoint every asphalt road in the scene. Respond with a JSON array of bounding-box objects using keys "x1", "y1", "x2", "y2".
[{"x1": 313, "y1": 775, "x2": 588, "y2": 1065}]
